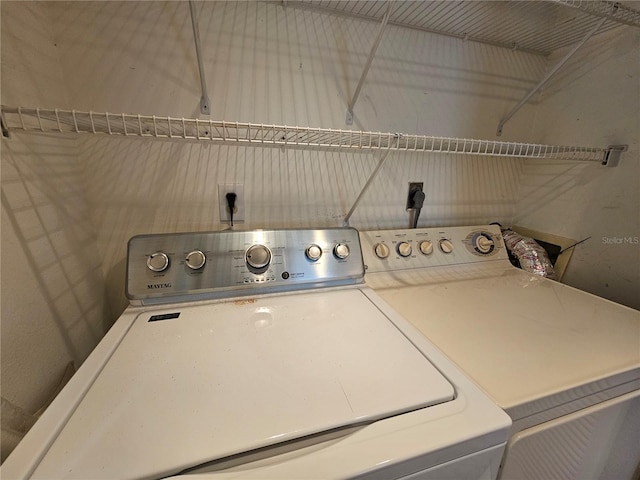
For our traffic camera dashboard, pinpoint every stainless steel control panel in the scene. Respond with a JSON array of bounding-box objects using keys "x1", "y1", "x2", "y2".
[
  {"x1": 360, "y1": 225, "x2": 508, "y2": 273},
  {"x1": 126, "y1": 227, "x2": 364, "y2": 303}
]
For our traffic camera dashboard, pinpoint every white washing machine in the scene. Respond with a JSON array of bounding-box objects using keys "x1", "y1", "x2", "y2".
[
  {"x1": 361, "y1": 225, "x2": 640, "y2": 480},
  {"x1": 2, "y1": 227, "x2": 511, "y2": 480}
]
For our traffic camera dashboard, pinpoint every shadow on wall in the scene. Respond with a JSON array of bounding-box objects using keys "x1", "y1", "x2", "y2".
[
  {"x1": 77, "y1": 132, "x2": 526, "y2": 310},
  {"x1": 45, "y1": 1, "x2": 547, "y2": 139},
  {"x1": 1, "y1": 132, "x2": 112, "y2": 458},
  {"x1": 515, "y1": 159, "x2": 601, "y2": 221}
]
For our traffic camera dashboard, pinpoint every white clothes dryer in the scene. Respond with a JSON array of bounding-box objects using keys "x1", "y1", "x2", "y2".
[
  {"x1": 2, "y1": 227, "x2": 510, "y2": 480},
  {"x1": 361, "y1": 225, "x2": 640, "y2": 480}
]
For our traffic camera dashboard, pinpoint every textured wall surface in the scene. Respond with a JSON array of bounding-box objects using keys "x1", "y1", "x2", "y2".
[
  {"x1": 44, "y1": 1, "x2": 547, "y2": 312},
  {"x1": 518, "y1": 28, "x2": 640, "y2": 309},
  {"x1": 0, "y1": 1, "x2": 110, "y2": 460}
]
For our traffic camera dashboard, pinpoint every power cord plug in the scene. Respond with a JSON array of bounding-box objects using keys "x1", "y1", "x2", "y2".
[{"x1": 226, "y1": 192, "x2": 237, "y2": 227}]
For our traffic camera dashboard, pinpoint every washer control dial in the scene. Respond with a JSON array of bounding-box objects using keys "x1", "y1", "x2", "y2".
[
  {"x1": 305, "y1": 244, "x2": 323, "y2": 261},
  {"x1": 334, "y1": 243, "x2": 350, "y2": 259},
  {"x1": 374, "y1": 242, "x2": 390, "y2": 259},
  {"x1": 246, "y1": 244, "x2": 272, "y2": 269},
  {"x1": 185, "y1": 250, "x2": 206, "y2": 270},
  {"x1": 419, "y1": 240, "x2": 433, "y2": 255},
  {"x1": 439, "y1": 239, "x2": 454, "y2": 254},
  {"x1": 397, "y1": 241, "x2": 412, "y2": 257},
  {"x1": 147, "y1": 252, "x2": 170, "y2": 272},
  {"x1": 474, "y1": 234, "x2": 495, "y2": 254}
]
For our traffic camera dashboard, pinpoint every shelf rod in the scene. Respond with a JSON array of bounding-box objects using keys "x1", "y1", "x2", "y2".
[
  {"x1": 189, "y1": 0, "x2": 211, "y2": 115},
  {"x1": 497, "y1": 14, "x2": 607, "y2": 136},
  {"x1": 343, "y1": 135, "x2": 398, "y2": 226},
  {"x1": 346, "y1": 1, "x2": 394, "y2": 125}
]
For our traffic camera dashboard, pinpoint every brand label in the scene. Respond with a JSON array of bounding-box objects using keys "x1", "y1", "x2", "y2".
[{"x1": 147, "y1": 283, "x2": 172, "y2": 289}]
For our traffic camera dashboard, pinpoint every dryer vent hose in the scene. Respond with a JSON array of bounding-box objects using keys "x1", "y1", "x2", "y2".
[{"x1": 501, "y1": 228, "x2": 558, "y2": 280}]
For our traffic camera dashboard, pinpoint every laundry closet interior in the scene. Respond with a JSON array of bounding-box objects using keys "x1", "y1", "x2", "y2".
[{"x1": 1, "y1": 0, "x2": 639, "y2": 467}]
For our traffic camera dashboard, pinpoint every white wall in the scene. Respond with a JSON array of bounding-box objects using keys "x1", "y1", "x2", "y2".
[
  {"x1": 518, "y1": 27, "x2": 640, "y2": 309},
  {"x1": 43, "y1": 0, "x2": 547, "y2": 313},
  {"x1": 0, "y1": 1, "x2": 110, "y2": 460}
]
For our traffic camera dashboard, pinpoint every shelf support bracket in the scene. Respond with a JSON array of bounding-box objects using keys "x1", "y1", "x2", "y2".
[
  {"x1": 1, "y1": 111, "x2": 9, "y2": 138},
  {"x1": 343, "y1": 136, "x2": 399, "y2": 226},
  {"x1": 496, "y1": 15, "x2": 607, "y2": 136},
  {"x1": 189, "y1": 0, "x2": 210, "y2": 115},
  {"x1": 345, "y1": 1, "x2": 394, "y2": 125},
  {"x1": 602, "y1": 145, "x2": 627, "y2": 167}
]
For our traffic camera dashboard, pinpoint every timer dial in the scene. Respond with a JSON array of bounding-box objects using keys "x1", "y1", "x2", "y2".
[
  {"x1": 474, "y1": 234, "x2": 495, "y2": 254},
  {"x1": 397, "y1": 241, "x2": 412, "y2": 257},
  {"x1": 246, "y1": 244, "x2": 272, "y2": 269},
  {"x1": 147, "y1": 252, "x2": 170, "y2": 272}
]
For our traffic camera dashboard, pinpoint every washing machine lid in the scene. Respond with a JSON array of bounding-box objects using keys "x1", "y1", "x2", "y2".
[{"x1": 33, "y1": 288, "x2": 454, "y2": 479}]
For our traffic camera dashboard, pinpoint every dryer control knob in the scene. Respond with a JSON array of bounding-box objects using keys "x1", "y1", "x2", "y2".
[
  {"x1": 474, "y1": 235, "x2": 494, "y2": 254},
  {"x1": 397, "y1": 241, "x2": 412, "y2": 257},
  {"x1": 147, "y1": 252, "x2": 170, "y2": 272},
  {"x1": 374, "y1": 243, "x2": 390, "y2": 259},
  {"x1": 439, "y1": 239, "x2": 454, "y2": 254},
  {"x1": 334, "y1": 243, "x2": 350, "y2": 259},
  {"x1": 305, "y1": 244, "x2": 323, "y2": 261},
  {"x1": 246, "y1": 244, "x2": 272, "y2": 269},
  {"x1": 185, "y1": 250, "x2": 206, "y2": 270},
  {"x1": 419, "y1": 240, "x2": 433, "y2": 255}
]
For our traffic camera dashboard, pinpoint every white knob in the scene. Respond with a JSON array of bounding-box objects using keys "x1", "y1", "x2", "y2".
[
  {"x1": 246, "y1": 244, "x2": 271, "y2": 269},
  {"x1": 374, "y1": 243, "x2": 390, "y2": 259},
  {"x1": 305, "y1": 244, "x2": 323, "y2": 261},
  {"x1": 185, "y1": 250, "x2": 206, "y2": 270},
  {"x1": 419, "y1": 240, "x2": 433, "y2": 255},
  {"x1": 475, "y1": 235, "x2": 494, "y2": 254},
  {"x1": 147, "y1": 252, "x2": 169, "y2": 272},
  {"x1": 439, "y1": 239, "x2": 454, "y2": 254},
  {"x1": 397, "y1": 241, "x2": 412, "y2": 257},
  {"x1": 334, "y1": 243, "x2": 350, "y2": 259}
]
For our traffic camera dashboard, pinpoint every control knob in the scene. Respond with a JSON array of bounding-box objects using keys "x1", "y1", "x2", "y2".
[
  {"x1": 474, "y1": 234, "x2": 495, "y2": 254},
  {"x1": 374, "y1": 242, "x2": 390, "y2": 259},
  {"x1": 439, "y1": 239, "x2": 454, "y2": 254},
  {"x1": 185, "y1": 250, "x2": 206, "y2": 270},
  {"x1": 305, "y1": 244, "x2": 323, "y2": 262},
  {"x1": 397, "y1": 241, "x2": 412, "y2": 257},
  {"x1": 147, "y1": 252, "x2": 170, "y2": 272},
  {"x1": 419, "y1": 240, "x2": 433, "y2": 255},
  {"x1": 334, "y1": 243, "x2": 350, "y2": 259},
  {"x1": 246, "y1": 244, "x2": 272, "y2": 269}
]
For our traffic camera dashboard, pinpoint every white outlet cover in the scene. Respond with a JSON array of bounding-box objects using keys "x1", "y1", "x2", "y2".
[{"x1": 218, "y1": 183, "x2": 245, "y2": 223}]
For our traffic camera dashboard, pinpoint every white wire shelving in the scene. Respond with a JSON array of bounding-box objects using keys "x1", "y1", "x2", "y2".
[
  {"x1": 0, "y1": 106, "x2": 612, "y2": 163},
  {"x1": 290, "y1": 0, "x2": 640, "y2": 56}
]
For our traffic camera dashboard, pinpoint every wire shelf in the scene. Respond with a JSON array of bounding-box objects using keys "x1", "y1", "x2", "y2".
[
  {"x1": 289, "y1": 0, "x2": 640, "y2": 56},
  {"x1": 1, "y1": 106, "x2": 606, "y2": 162}
]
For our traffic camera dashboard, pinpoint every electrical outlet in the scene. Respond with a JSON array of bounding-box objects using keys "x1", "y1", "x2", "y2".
[
  {"x1": 406, "y1": 182, "x2": 424, "y2": 209},
  {"x1": 218, "y1": 183, "x2": 245, "y2": 223}
]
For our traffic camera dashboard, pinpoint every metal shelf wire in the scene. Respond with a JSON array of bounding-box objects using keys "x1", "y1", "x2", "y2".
[
  {"x1": 1, "y1": 106, "x2": 607, "y2": 162},
  {"x1": 288, "y1": 0, "x2": 640, "y2": 56}
]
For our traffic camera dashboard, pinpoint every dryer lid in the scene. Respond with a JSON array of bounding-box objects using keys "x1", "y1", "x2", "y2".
[{"x1": 33, "y1": 289, "x2": 454, "y2": 479}]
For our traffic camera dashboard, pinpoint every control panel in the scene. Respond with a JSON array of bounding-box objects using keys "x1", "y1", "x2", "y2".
[
  {"x1": 360, "y1": 225, "x2": 507, "y2": 273},
  {"x1": 126, "y1": 228, "x2": 364, "y2": 303}
]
